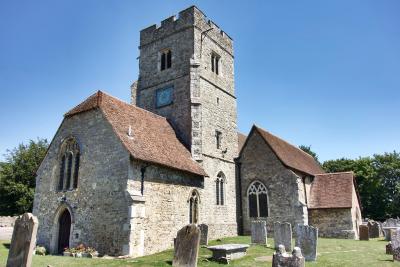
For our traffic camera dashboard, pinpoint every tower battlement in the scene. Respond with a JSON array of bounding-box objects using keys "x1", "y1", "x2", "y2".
[{"x1": 140, "y1": 6, "x2": 233, "y2": 54}]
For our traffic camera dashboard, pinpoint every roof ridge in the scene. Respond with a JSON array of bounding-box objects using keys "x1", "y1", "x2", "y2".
[
  {"x1": 98, "y1": 90, "x2": 169, "y2": 121},
  {"x1": 315, "y1": 171, "x2": 354, "y2": 176},
  {"x1": 254, "y1": 125, "x2": 317, "y2": 161}
]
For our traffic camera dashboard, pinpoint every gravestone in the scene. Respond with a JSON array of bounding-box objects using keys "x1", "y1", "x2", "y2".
[
  {"x1": 251, "y1": 220, "x2": 267, "y2": 245},
  {"x1": 199, "y1": 224, "x2": 208, "y2": 246},
  {"x1": 207, "y1": 244, "x2": 249, "y2": 264},
  {"x1": 172, "y1": 224, "x2": 200, "y2": 267},
  {"x1": 272, "y1": 245, "x2": 305, "y2": 267},
  {"x1": 274, "y1": 222, "x2": 292, "y2": 251},
  {"x1": 394, "y1": 247, "x2": 400, "y2": 262},
  {"x1": 359, "y1": 225, "x2": 369, "y2": 241},
  {"x1": 6, "y1": 213, "x2": 39, "y2": 267},
  {"x1": 367, "y1": 221, "x2": 380, "y2": 238},
  {"x1": 386, "y1": 242, "x2": 393, "y2": 255},
  {"x1": 295, "y1": 224, "x2": 318, "y2": 261},
  {"x1": 392, "y1": 229, "x2": 400, "y2": 250}
]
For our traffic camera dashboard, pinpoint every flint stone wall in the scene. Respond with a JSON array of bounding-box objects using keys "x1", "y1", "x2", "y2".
[{"x1": 238, "y1": 131, "x2": 308, "y2": 234}]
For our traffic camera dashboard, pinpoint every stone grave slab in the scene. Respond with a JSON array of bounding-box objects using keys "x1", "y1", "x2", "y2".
[
  {"x1": 359, "y1": 225, "x2": 369, "y2": 241},
  {"x1": 272, "y1": 245, "x2": 305, "y2": 267},
  {"x1": 382, "y1": 227, "x2": 400, "y2": 241},
  {"x1": 251, "y1": 220, "x2": 267, "y2": 245},
  {"x1": 392, "y1": 228, "x2": 400, "y2": 250},
  {"x1": 295, "y1": 224, "x2": 318, "y2": 262},
  {"x1": 199, "y1": 224, "x2": 208, "y2": 246},
  {"x1": 172, "y1": 224, "x2": 200, "y2": 267},
  {"x1": 274, "y1": 222, "x2": 292, "y2": 251},
  {"x1": 207, "y1": 244, "x2": 249, "y2": 264},
  {"x1": 6, "y1": 213, "x2": 39, "y2": 267}
]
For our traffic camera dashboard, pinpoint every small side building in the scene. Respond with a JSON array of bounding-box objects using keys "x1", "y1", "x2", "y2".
[{"x1": 237, "y1": 125, "x2": 362, "y2": 239}]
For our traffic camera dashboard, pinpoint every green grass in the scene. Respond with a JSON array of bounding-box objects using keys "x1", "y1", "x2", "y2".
[{"x1": 1, "y1": 236, "x2": 399, "y2": 267}]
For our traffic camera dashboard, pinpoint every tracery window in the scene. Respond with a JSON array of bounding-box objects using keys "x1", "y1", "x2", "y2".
[
  {"x1": 160, "y1": 49, "x2": 172, "y2": 71},
  {"x1": 248, "y1": 181, "x2": 269, "y2": 218},
  {"x1": 189, "y1": 190, "x2": 199, "y2": 224},
  {"x1": 58, "y1": 137, "x2": 80, "y2": 191},
  {"x1": 216, "y1": 172, "x2": 225, "y2": 205}
]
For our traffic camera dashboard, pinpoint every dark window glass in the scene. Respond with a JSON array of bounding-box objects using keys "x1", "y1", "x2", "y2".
[
  {"x1": 167, "y1": 50, "x2": 172, "y2": 68},
  {"x1": 59, "y1": 155, "x2": 66, "y2": 191},
  {"x1": 161, "y1": 53, "x2": 166, "y2": 71},
  {"x1": 189, "y1": 197, "x2": 193, "y2": 223},
  {"x1": 249, "y1": 194, "x2": 258, "y2": 218},
  {"x1": 211, "y1": 54, "x2": 215, "y2": 72},
  {"x1": 216, "y1": 180, "x2": 220, "y2": 205},
  {"x1": 216, "y1": 131, "x2": 222, "y2": 149},
  {"x1": 220, "y1": 181, "x2": 224, "y2": 205},
  {"x1": 215, "y1": 57, "x2": 219, "y2": 75},
  {"x1": 259, "y1": 193, "x2": 268, "y2": 217},
  {"x1": 66, "y1": 153, "x2": 73, "y2": 190},
  {"x1": 73, "y1": 153, "x2": 80, "y2": 189}
]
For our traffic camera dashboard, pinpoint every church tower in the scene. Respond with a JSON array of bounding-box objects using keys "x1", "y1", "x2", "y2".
[{"x1": 134, "y1": 6, "x2": 238, "y2": 237}]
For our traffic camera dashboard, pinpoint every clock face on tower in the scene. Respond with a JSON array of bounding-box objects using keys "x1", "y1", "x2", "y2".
[{"x1": 156, "y1": 86, "x2": 173, "y2": 108}]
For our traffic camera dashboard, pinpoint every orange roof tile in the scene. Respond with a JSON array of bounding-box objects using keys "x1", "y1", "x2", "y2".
[{"x1": 65, "y1": 91, "x2": 206, "y2": 176}]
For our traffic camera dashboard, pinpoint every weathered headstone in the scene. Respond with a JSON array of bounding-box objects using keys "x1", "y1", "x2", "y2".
[
  {"x1": 394, "y1": 247, "x2": 400, "y2": 262},
  {"x1": 359, "y1": 225, "x2": 369, "y2": 241},
  {"x1": 6, "y1": 213, "x2": 39, "y2": 267},
  {"x1": 274, "y1": 222, "x2": 292, "y2": 251},
  {"x1": 386, "y1": 242, "x2": 393, "y2": 255},
  {"x1": 172, "y1": 224, "x2": 200, "y2": 267},
  {"x1": 295, "y1": 224, "x2": 318, "y2": 261},
  {"x1": 391, "y1": 229, "x2": 400, "y2": 250},
  {"x1": 199, "y1": 224, "x2": 208, "y2": 246},
  {"x1": 251, "y1": 220, "x2": 267, "y2": 245},
  {"x1": 272, "y1": 245, "x2": 305, "y2": 267},
  {"x1": 367, "y1": 221, "x2": 380, "y2": 238}
]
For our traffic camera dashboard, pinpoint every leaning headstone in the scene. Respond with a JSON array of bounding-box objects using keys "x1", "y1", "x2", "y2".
[
  {"x1": 272, "y1": 245, "x2": 305, "y2": 267},
  {"x1": 199, "y1": 224, "x2": 208, "y2": 246},
  {"x1": 274, "y1": 222, "x2": 292, "y2": 251},
  {"x1": 173, "y1": 224, "x2": 200, "y2": 267},
  {"x1": 251, "y1": 220, "x2": 267, "y2": 245},
  {"x1": 367, "y1": 221, "x2": 380, "y2": 238},
  {"x1": 359, "y1": 225, "x2": 369, "y2": 241},
  {"x1": 295, "y1": 224, "x2": 318, "y2": 261},
  {"x1": 6, "y1": 213, "x2": 39, "y2": 267}
]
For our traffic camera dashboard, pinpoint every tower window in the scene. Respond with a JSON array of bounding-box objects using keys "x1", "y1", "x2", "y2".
[
  {"x1": 215, "y1": 130, "x2": 222, "y2": 149},
  {"x1": 160, "y1": 49, "x2": 172, "y2": 71},
  {"x1": 216, "y1": 172, "x2": 225, "y2": 205},
  {"x1": 211, "y1": 53, "x2": 220, "y2": 75}
]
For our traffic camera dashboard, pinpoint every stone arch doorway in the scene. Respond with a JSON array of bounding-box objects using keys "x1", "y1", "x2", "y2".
[{"x1": 58, "y1": 209, "x2": 71, "y2": 253}]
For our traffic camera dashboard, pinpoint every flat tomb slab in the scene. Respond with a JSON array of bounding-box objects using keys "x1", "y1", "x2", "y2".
[{"x1": 207, "y1": 244, "x2": 249, "y2": 264}]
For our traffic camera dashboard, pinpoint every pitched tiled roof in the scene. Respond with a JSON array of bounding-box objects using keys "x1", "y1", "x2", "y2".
[
  {"x1": 308, "y1": 172, "x2": 355, "y2": 209},
  {"x1": 254, "y1": 126, "x2": 324, "y2": 175},
  {"x1": 65, "y1": 91, "x2": 206, "y2": 176},
  {"x1": 237, "y1": 132, "x2": 247, "y2": 154}
]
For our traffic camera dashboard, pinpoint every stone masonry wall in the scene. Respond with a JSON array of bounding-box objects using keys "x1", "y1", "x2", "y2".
[
  {"x1": 308, "y1": 208, "x2": 355, "y2": 239},
  {"x1": 127, "y1": 160, "x2": 204, "y2": 256},
  {"x1": 350, "y1": 183, "x2": 362, "y2": 239},
  {"x1": 238, "y1": 130, "x2": 307, "y2": 234},
  {"x1": 33, "y1": 109, "x2": 131, "y2": 255}
]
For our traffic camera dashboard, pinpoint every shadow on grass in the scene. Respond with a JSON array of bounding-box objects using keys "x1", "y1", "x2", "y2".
[
  {"x1": 165, "y1": 260, "x2": 172, "y2": 265},
  {"x1": 3, "y1": 243, "x2": 10, "y2": 250}
]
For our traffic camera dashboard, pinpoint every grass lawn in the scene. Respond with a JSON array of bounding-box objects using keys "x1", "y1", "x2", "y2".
[{"x1": 1, "y1": 236, "x2": 399, "y2": 267}]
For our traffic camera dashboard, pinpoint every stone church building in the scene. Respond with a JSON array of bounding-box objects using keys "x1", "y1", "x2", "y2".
[{"x1": 33, "y1": 6, "x2": 362, "y2": 257}]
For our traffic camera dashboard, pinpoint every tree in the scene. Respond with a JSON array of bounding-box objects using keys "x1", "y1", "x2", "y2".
[
  {"x1": 0, "y1": 138, "x2": 48, "y2": 216},
  {"x1": 299, "y1": 145, "x2": 320, "y2": 163}
]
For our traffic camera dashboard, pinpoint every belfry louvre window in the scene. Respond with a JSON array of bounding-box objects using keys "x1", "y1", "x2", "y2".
[
  {"x1": 160, "y1": 49, "x2": 172, "y2": 71},
  {"x1": 58, "y1": 137, "x2": 80, "y2": 191},
  {"x1": 248, "y1": 181, "x2": 269, "y2": 218},
  {"x1": 216, "y1": 172, "x2": 225, "y2": 205},
  {"x1": 211, "y1": 53, "x2": 220, "y2": 75}
]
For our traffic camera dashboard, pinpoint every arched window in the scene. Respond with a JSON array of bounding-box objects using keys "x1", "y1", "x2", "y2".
[
  {"x1": 216, "y1": 172, "x2": 225, "y2": 205},
  {"x1": 247, "y1": 181, "x2": 269, "y2": 218},
  {"x1": 58, "y1": 137, "x2": 80, "y2": 191},
  {"x1": 189, "y1": 190, "x2": 199, "y2": 224}
]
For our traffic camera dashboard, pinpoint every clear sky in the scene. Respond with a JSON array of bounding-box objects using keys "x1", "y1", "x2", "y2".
[{"x1": 0, "y1": 0, "x2": 399, "y2": 162}]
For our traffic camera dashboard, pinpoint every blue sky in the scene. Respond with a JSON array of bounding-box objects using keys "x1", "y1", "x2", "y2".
[{"x1": 0, "y1": 0, "x2": 399, "y2": 162}]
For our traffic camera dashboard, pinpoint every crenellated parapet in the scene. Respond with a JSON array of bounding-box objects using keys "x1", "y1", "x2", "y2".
[{"x1": 140, "y1": 6, "x2": 233, "y2": 54}]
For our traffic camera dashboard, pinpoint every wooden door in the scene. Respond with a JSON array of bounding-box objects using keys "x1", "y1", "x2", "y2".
[{"x1": 58, "y1": 209, "x2": 71, "y2": 254}]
